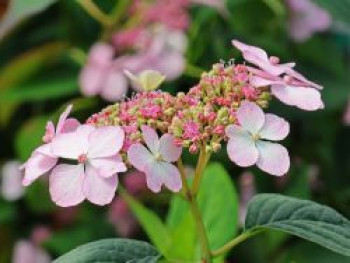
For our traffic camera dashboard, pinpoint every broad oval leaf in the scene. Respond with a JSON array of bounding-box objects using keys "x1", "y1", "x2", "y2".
[
  {"x1": 53, "y1": 238, "x2": 161, "y2": 263},
  {"x1": 245, "y1": 194, "x2": 350, "y2": 256}
]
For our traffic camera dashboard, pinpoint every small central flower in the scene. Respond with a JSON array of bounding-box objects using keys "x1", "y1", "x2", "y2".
[
  {"x1": 78, "y1": 154, "x2": 88, "y2": 164},
  {"x1": 252, "y1": 134, "x2": 260, "y2": 141},
  {"x1": 183, "y1": 121, "x2": 201, "y2": 140},
  {"x1": 154, "y1": 153, "x2": 162, "y2": 161}
]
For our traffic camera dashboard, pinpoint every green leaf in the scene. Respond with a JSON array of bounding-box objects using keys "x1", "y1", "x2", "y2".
[
  {"x1": 279, "y1": 241, "x2": 349, "y2": 263},
  {"x1": 53, "y1": 238, "x2": 161, "y2": 263},
  {"x1": 198, "y1": 163, "x2": 239, "y2": 250},
  {"x1": 15, "y1": 115, "x2": 48, "y2": 160},
  {"x1": 166, "y1": 163, "x2": 239, "y2": 260},
  {"x1": 245, "y1": 194, "x2": 350, "y2": 257},
  {"x1": 0, "y1": 0, "x2": 57, "y2": 40},
  {"x1": 0, "y1": 77, "x2": 78, "y2": 103},
  {"x1": 121, "y1": 190, "x2": 172, "y2": 257},
  {"x1": 0, "y1": 42, "x2": 66, "y2": 125},
  {"x1": 24, "y1": 180, "x2": 55, "y2": 214}
]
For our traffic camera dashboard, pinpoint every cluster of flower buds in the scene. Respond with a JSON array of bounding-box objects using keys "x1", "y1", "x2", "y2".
[
  {"x1": 22, "y1": 40, "x2": 324, "y2": 207},
  {"x1": 169, "y1": 63, "x2": 271, "y2": 153}
]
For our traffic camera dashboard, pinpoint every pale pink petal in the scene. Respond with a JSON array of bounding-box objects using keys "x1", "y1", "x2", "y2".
[
  {"x1": 89, "y1": 43, "x2": 114, "y2": 67},
  {"x1": 35, "y1": 144, "x2": 56, "y2": 157},
  {"x1": 127, "y1": 143, "x2": 154, "y2": 171},
  {"x1": 259, "y1": 114, "x2": 290, "y2": 141},
  {"x1": 83, "y1": 165, "x2": 118, "y2": 205},
  {"x1": 88, "y1": 126, "x2": 124, "y2": 158},
  {"x1": 153, "y1": 51, "x2": 185, "y2": 80},
  {"x1": 52, "y1": 125, "x2": 94, "y2": 159},
  {"x1": 143, "y1": 161, "x2": 162, "y2": 193},
  {"x1": 13, "y1": 240, "x2": 51, "y2": 263},
  {"x1": 141, "y1": 125, "x2": 159, "y2": 154},
  {"x1": 1, "y1": 161, "x2": 24, "y2": 201},
  {"x1": 271, "y1": 84, "x2": 324, "y2": 111},
  {"x1": 232, "y1": 40, "x2": 293, "y2": 76},
  {"x1": 101, "y1": 71, "x2": 128, "y2": 102},
  {"x1": 256, "y1": 141, "x2": 290, "y2": 176},
  {"x1": 159, "y1": 134, "x2": 182, "y2": 162},
  {"x1": 60, "y1": 118, "x2": 80, "y2": 133},
  {"x1": 49, "y1": 164, "x2": 85, "y2": 207},
  {"x1": 79, "y1": 65, "x2": 105, "y2": 97},
  {"x1": 232, "y1": 40, "x2": 269, "y2": 62},
  {"x1": 56, "y1": 105, "x2": 73, "y2": 134},
  {"x1": 23, "y1": 152, "x2": 57, "y2": 186},
  {"x1": 159, "y1": 162, "x2": 182, "y2": 192},
  {"x1": 237, "y1": 101, "x2": 265, "y2": 134},
  {"x1": 226, "y1": 125, "x2": 259, "y2": 167},
  {"x1": 144, "y1": 161, "x2": 182, "y2": 193},
  {"x1": 250, "y1": 75, "x2": 284, "y2": 87},
  {"x1": 90, "y1": 154, "x2": 127, "y2": 178},
  {"x1": 285, "y1": 68, "x2": 323, "y2": 90}
]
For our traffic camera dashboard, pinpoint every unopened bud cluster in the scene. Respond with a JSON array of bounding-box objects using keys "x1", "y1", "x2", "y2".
[{"x1": 87, "y1": 63, "x2": 271, "y2": 157}]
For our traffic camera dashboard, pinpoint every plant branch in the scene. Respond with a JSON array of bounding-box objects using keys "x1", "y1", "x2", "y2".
[
  {"x1": 192, "y1": 145, "x2": 211, "y2": 196},
  {"x1": 211, "y1": 229, "x2": 264, "y2": 257},
  {"x1": 178, "y1": 155, "x2": 212, "y2": 262},
  {"x1": 76, "y1": 0, "x2": 112, "y2": 26}
]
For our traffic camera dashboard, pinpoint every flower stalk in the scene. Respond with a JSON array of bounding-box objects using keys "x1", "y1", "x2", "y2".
[
  {"x1": 75, "y1": 0, "x2": 113, "y2": 27},
  {"x1": 178, "y1": 153, "x2": 212, "y2": 262}
]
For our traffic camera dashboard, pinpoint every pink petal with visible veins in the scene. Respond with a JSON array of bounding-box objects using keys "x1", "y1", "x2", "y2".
[
  {"x1": 88, "y1": 126, "x2": 124, "y2": 159},
  {"x1": 52, "y1": 125, "x2": 94, "y2": 159},
  {"x1": 127, "y1": 143, "x2": 154, "y2": 171},
  {"x1": 256, "y1": 141, "x2": 290, "y2": 176},
  {"x1": 49, "y1": 164, "x2": 85, "y2": 207},
  {"x1": 237, "y1": 101, "x2": 265, "y2": 134},
  {"x1": 271, "y1": 84, "x2": 324, "y2": 111},
  {"x1": 23, "y1": 152, "x2": 57, "y2": 186},
  {"x1": 141, "y1": 125, "x2": 159, "y2": 154},
  {"x1": 90, "y1": 154, "x2": 127, "y2": 178},
  {"x1": 83, "y1": 165, "x2": 119, "y2": 205},
  {"x1": 226, "y1": 125, "x2": 259, "y2": 167},
  {"x1": 259, "y1": 114, "x2": 290, "y2": 141},
  {"x1": 159, "y1": 134, "x2": 182, "y2": 162}
]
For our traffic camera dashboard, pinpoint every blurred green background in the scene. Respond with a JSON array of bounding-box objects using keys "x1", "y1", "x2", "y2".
[{"x1": 0, "y1": 0, "x2": 349, "y2": 262}]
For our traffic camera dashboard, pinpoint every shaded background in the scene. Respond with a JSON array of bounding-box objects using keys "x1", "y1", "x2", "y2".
[{"x1": 0, "y1": 0, "x2": 349, "y2": 262}]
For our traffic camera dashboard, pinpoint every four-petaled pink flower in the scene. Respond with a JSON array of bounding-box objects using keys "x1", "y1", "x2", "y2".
[
  {"x1": 127, "y1": 125, "x2": 182, "y2": 193},
  {"x1": 232, "y1": 39, "x2": 324, "y2": 111},
  {"x1": 50, "y1": 125, "x2": 126, "y2": 207},
  {"x1": 226, "y1": 101, "x2": 290, "y2": 176},
  {"x1": 22, "y1": 105, "x2": 80, "y2": 186}
]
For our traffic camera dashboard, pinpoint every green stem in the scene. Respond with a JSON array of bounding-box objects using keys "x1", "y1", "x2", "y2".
[
  {"x1": 211, "y1": 229, "x2": 263, "y2": 257},
  {"x1": 76, "y1": 0, "x2": 112, "y2": 26},
  {"x1": 178, "y1": 157, "x2": 212, "y2": 262},
  {"x1": 192, "y1": 146, "x2": 211, "y2": 196}
]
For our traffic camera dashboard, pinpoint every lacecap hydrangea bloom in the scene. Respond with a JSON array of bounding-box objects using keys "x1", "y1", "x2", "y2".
[{"x1": 22, "y1": 40, "x2": 324, "y2": 207}]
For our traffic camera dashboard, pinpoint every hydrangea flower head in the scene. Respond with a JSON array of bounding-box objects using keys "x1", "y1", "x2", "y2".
[
  {"x1": 226, "y1": 101, "x2": 290, "y2": 176},
  {"x1": 127, "y1": 125, "x2": 182, "y2": 193}
]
